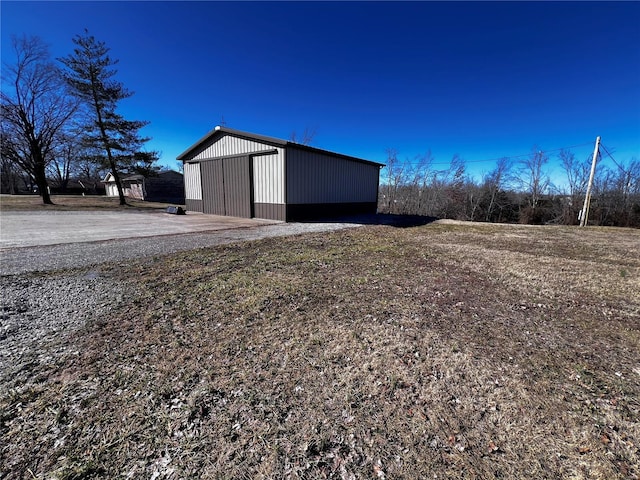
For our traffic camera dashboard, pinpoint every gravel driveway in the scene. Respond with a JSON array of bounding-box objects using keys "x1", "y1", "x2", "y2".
[
  {"x1": 0, "y1": 211, "x2": 367, "y2": 388},
  {"x1": 0, "y1": 220, "x2": 363, "y2": 276}
]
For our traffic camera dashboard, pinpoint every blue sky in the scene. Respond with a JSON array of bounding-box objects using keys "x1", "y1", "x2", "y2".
[{"x1": 2, "y1": 1, "x2": 639, "y2": 185}]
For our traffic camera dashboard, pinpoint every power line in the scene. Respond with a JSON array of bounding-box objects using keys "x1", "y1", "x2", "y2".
[
  {"x1": 397, "y1": 141, "x2": 595, "y2": 166},
  {"x1": 599, "y1": 143, "x2": 627, "y2": 172}
]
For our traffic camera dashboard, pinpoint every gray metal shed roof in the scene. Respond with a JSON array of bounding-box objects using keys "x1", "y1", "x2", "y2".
[{"x1": 176, "y1": 126, "x2": 384, "y2": 167}]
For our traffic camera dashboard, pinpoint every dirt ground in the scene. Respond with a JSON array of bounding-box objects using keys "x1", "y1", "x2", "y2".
[{"x1": 1, "y1": 215, "x2": 639, "y2": 479}]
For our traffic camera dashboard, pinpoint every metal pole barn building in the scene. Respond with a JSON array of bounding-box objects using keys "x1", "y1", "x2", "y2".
[{"x1": 177, "y1": 126, "x2": 384, "y2": 221}]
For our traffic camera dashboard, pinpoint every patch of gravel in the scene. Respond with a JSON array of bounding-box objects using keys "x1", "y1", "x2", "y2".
[
  {"x1": 0, "y1": 221, "x2": 366, "y2": 390},
  {"x1": 0, "y1": 272, "x2": 130, "y2": 386}
]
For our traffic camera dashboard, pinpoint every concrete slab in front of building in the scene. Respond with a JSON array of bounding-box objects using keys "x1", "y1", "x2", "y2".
[{"x1": 0, "y1": 210, "x2": 277, "y2": 248}]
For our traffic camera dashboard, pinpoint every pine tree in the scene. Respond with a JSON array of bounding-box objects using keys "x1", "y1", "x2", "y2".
[{"x1": 60, "y1": 31, "x2": 157, "y2": 205}]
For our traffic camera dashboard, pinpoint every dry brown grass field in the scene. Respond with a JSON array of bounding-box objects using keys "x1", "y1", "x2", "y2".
[
  {"x1": 0, "y1": 194, "x2": 173, "y2": 211},
  {"x1": 1, "y1": 221, "x2": 639, "y2": 479}
]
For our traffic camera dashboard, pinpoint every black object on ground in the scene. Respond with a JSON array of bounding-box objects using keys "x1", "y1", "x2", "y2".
[{"x1": 165, "y1": 206, "x2": 186, "y2": 215}]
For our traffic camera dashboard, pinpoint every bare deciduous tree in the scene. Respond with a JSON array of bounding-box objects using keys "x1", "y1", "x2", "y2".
[
  {"x1": 484, "y1": 157, "x2": 512, "y2": 222},
  {"x1": 557, "y1": 149, "x2": 590, "y2": 224},
  {"x1": 597, "y1": 159, "x2": 640, "y2": 227},
  {"x1": 517, "y1": 147, "x2": 550, "y2": 223},
  {"x1": 0, "y1": 36, "x2": 77, "y2": 204},
  {"x1": 289, "y1": 127, "x2": 317, "y2": 146},
  {"x1": 75, "y1": 149, "x2": 109, "y2": 194},
  {"x1": 441, "y1": 154, "x2": 467, "y2": 219},
  {"x1": 377, "y1": 145, "x2": 638, "y2": 227},
  {"x1": 405, "y1": 151, "x2": 434, "y2": 215},
  {"x1": 380, "y1": 148, "x2": 404, "y2": 214},
  {"x1": 0, "y1": 139, "x2": 27, "y2": 194},
  {"x1": 46, "y1": 133, "x2": 82, "y2": 192}
]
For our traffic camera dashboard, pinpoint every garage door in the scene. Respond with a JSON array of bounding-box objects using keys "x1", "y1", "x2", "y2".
[
  {"x1": 201, "y1": 156, "x2": 252, "y2": 218},
  {"x1": 201, "y1": 159, "x2": 225, "y2": 215}
]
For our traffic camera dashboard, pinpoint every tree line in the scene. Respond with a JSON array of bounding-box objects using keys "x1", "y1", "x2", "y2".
[
  {"x1": 378, "y1": 147, "x2": 640, "y2": 228},
  {"x1": 3, "y1": 34, "x2": 637, "y2": 227},
  {"x1": 1, "y1": 33, "x2": 159, "y2": 205}
]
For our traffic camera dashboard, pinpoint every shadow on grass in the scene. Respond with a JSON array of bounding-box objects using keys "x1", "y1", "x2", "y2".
[{"x1": 300, "y1": 213, "x2": 439, "y2": 228}]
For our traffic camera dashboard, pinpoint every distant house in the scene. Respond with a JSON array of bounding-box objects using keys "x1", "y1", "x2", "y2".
[
  {"x1": 49, "y1": 178, "x2": 105, "y2": 196},
  {"x1": 103, "y1": 170, "x2": 185, "y2": 204},
  {"x1": 177, "y1": 126, "x2": 383, "y2": 221}
]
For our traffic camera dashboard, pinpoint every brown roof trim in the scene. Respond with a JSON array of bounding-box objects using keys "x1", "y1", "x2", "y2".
[
  {"x1": 185, "y1": 149, "x2": 279, "y2": 163},
  {"x1": 176, "y1": 126, "x2": 285, "y2": 160},
  {"x1": 287, "y1": 143, "x2": 384, "y2": 168},
  {"x1": 176, "y1": 126, "x2": 385, "y2": 167}
]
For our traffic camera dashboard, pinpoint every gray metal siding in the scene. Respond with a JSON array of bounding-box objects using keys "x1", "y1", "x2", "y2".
[
  {"x1": 192, "y1": 133, "x2": 280, "y2": 160},
  {"x1": 201, "y1": 160, "x2": 225, "y2": 215},
  {"x1": 222, "y1": 156, "x2": 251, "y2": 218},
  {"x1": 286, "y1": 147, "x2": 380, "y2": 204},
  {"x1": 184, "y1": 163, "x2": 202, "y2": 200}
]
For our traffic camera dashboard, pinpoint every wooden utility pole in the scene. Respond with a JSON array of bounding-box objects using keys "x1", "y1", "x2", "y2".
[{"x1": 579, "y1": 136, "x2": 601, "y2": 227}]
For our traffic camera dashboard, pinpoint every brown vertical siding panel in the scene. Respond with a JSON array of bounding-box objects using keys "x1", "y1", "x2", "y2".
[
  {"x1": 222, "y1": 156, "x2": 251, "y2": 218},
  {"x1": 287, "y1": 148, "x2": 379, "y2": 204},
  {"x1": 254, "y1": 203, "x2": 285, "y2": 221},
  {"x1": 185, "y1": 199, "x2": 203, "y2": 212},
  {"x1": 201, "y1": 160, "x2": 225, "y2": 215},
  {"x1": 195, "y1": 150, "x2": 285, "y2": 219}
]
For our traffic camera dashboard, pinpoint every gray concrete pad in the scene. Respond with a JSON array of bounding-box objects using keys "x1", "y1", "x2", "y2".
[{"x1": 0, "y1": 210, "x2": 279, "y2": 249}]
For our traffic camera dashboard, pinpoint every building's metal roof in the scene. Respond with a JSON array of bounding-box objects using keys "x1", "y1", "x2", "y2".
[{"x1": 176, "y1": 126, "x2": 384, "y2": 167}]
